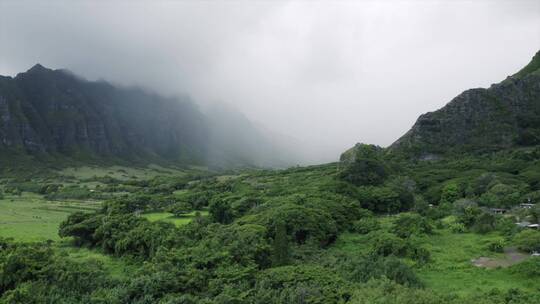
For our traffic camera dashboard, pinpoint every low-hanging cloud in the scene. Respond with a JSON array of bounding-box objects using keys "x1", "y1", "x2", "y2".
[{"x1": 1, "y1": 0, "x2": 539, "y2": 164}]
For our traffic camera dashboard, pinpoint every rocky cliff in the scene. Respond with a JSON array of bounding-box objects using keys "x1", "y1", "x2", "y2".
[
  {"x1": 389, "y1": 50, "x2": 540, "y2": 158},
  {"x1": 0, "y1": 64, "x2": 209, "y2": 163}
]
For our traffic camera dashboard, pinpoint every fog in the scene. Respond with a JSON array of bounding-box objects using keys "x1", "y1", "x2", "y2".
[{"x1": 1, "y1": 0, "x2": 539, "y2": 164}]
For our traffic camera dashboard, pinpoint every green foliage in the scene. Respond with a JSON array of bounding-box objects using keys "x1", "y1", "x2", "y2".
[
  {"x1": 509, "y1": 257, "x2": 540, "y2": 277},
  {"x1": 167, "y1": 201, "x2": 192, "y2": 217},
  {"x1": 472, "y1": 212, "x2": 497, "y2": 234},
  {"x1": 392, "y1": 213, "x2": 433, "y2": 238},
  {"x1": 440, "y1": 183, "x2": 461, "y2": 205},
  {"x1": 271, "y1": 221, "x2": 289, "y2": 267},
  {"x1": 513, "y1": 230, "x2": 540, "y2": 252},
  {"x1": 487, "y1": 238, "x2": 505, "y2": 253},
  {"x1": 345, "y1": 254, "x2": 423, "y2": 287},
  {"x1": 351, "y1": 217, "x2": 380, "y2": 234},
  {"x1": 369, "y1": 232, "x2": 408, "y2": 257},
  {"x1": 4, "y1": 140, "x2": 540, "y2": 303},
  {"x1": 339, "y1": 144, "x2": 389, "y2": 186},
  {"x1": 479, "y1": 183, "x2": 521, "y2": 208},
  {"x1": 209, "y1": 198, "x2": 235, "y2": 224},
  {"x1": 253, "y1": 265, "x2": 352, "y2": 304}
]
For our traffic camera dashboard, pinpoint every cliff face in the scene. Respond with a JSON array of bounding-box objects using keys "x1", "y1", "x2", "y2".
[
  {"x1": 0, "y1": 64, "x2": 208, "y2": 163},
  {"x1": 389, "y1": 51, "x2": 540, "y2": 157}
]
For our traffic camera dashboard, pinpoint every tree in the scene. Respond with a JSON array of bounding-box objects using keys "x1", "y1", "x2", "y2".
[
  {"x1": 339, "y1": 144, "x2": 388, "y2": 186},
  {"x1": 472, "y1": 212, "x2": 496, "y2": 234},
  {"x1": 440, "y1": 183, "x2": 460, "y2": 205},
  {"x1": 479, "y1": 183, "x2": 520, "y2": 208},
  {"x1": 209, "y1": 199, "x2": 234, "y2": 224},
  {"x1": 272, "y1": 220, "x2": 289, "y2": 266},
  {"x1": 392, "y1": 213, "x2": 432, "y2": 238},
  {"x1": 58, "y1": 212, "x2": 103, "y2": 245},
  {"x1": 167, "y1": 201, "x2": 192, "y2": 217},
  {"x1": 514, "y1": 230, "x2": 540, "y2": 252},
  {"x1": 529, "y1": 204, "x2": 540, "y2": 224},
  {"x1": 352, "y1": 217, "x2": 380, "y2": 234}
]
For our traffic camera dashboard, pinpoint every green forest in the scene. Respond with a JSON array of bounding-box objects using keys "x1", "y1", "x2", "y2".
[
  {"x1": 1, "y1": 143, "x2": 539, "y2": 303},
  {"x1": 1, "y1": 4, "x2": 539, "y2": 303}
]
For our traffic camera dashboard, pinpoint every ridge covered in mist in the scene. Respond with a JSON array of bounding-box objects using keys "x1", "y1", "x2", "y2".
[{"x1": 0, "y1": 64, "x2": 299, "y2": 168}]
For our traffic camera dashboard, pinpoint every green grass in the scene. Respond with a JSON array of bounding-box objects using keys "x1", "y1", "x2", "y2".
[
  {"x1": 142, "y1": 210, "x2": 209, "y2": 227},
  {"x1": 329, "y1": 219, "x2": 539, "y2": 296},
  {"x1": 58, "y1": 164, "x2": 187, "y2": 181},
  {"x1": 59, "y1": 245, "x2": 136, "y2": 280},
  {"x1": 416, "y1": 229, "x2": 538, "y2": 295},
  {"x1": 0, "y1": 192, "x2": 100, "y2": 242}
]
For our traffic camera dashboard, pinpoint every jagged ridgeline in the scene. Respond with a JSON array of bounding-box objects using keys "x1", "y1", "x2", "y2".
[
  {"x1": 0, "y1": 64, "x2": 208, "y2": 163},
  {"x1": 389, "y1": 50, "x2": 540, "y2": 158},
  {"x1": 0, "y1": 64, "x2": 291, "y2": 167}
]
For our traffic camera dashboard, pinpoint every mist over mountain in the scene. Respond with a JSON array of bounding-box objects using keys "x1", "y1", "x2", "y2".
[{"x1": 0, "y1": 64, "x2": 299, "y2": 168}]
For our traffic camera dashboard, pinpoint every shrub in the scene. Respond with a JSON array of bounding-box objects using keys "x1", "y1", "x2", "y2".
[
  {"x1": 253, "y1": 265, "x2": 352, "y2": 304},
  {"x1": 487, "y1": 238, "x2": 505, "y2": 253},
  {"x1": 351, "y1": 217, "x2": 380, "y2": 234},
  {"x1": 345, "y1": 255, "x2": 423, "y2": 288},
  {"x1": 449, "y1": 222, "x2": 466, "y2": 233},
  {"x1": 369, "y1": 232, "x2": 407, "y2": 257},
  {"x1": 472, "y1": 212, "x2": 497, "y2": 234},
  {"x1": 392, "y1": 213, "x2": 433, "y2": 238},
  {"x1": 510, "y1": 257, "x2": 540, "y2": 277},
  {"x1": 513, "y1": 230, "x2": 540, "y2": 252}
]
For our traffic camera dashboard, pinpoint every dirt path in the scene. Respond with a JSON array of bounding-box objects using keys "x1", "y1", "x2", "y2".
[{"x1": 472, "y1": 247, "x2": 529, "y2": 268}]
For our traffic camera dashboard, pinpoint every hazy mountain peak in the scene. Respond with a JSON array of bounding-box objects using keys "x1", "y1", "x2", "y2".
[{"x1": 26, "y1": 63, "x2": 51, "y2": 74}]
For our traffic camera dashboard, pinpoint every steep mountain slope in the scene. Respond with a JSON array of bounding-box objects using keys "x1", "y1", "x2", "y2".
[
  {"x1": 389, "y1": 50, "x2": 540, "y2": 158},
  {"x1": 0, "y1": 64, "x2": 208, "y2": 163},
  {"x1": 0, "y1": 64, "x2": 295, "y2": 167}
]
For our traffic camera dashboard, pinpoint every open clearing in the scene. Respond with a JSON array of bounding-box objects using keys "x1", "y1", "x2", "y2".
[
  {"x1": 331, "y1": 225, "x2": 539, "y2": 296},
  {"x1": 472, "y1": 247, "x2": 529, "y2": 268},
  {"x1": 58, "y1": 164, "x2": 186, "y2": 181},
  {"x1": 416, "y1": 229, "x2": 538, "y2": 295},
  {"x1": 142, "y1": 210, "x2": 209, "y2": 227},
  {"x1": 0, "y1": 192, "x2": 100, "y2": 241}
]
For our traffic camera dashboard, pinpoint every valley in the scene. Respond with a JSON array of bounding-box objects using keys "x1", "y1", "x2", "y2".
[{"x1": 0, "y1": 10, "x2": 539, "y2": 302}]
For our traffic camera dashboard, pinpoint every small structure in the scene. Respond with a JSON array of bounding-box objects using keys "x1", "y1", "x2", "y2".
[
  {"x1": 527, "y1": 223, "x2": 539, "y2": 229},
  {"x1": 532, "y1": 251, "x2": 540, "y2": 257},
  {"x1": 520, "y1": 203, "x2": 535, "y2": 209},
  {"x1": 516, "y1": 221, "x2": 539, "y2": 229},
  {"x1": 516, "y1": 221, "x2": 531, "y2": 228},
  {"x1": 490, "y1": 208, "x2": 507, "y2": 214}
]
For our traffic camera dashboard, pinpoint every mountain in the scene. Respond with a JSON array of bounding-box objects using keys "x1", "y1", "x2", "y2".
[
  {"x1": 389, "y1": 50, "x2": 540, "y2": 158},
  {"x1": 0, "y1": 64, "x2": 290, "y2": 167}
]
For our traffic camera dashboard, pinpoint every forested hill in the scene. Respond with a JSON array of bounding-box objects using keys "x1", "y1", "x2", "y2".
[
  {"x1": 0, "y1": 64, "x2": 290, "y2": 167},
  {"x1": 389, "y1": 50, "x2": 540, "y2": 158}
]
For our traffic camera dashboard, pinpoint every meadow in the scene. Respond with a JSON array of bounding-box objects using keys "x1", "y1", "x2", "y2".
[
  {"x1": 0, "y1": 164, "x2": 210, "y2": 242},
  {"x1": 331, "y1": 223, "x2": 539, "y2": 296},
  {"x1": 0, "y1": 192, "x2": 100, "y2": 241},
  {"x1": 142, "y1": 210, "x2": 209, "y2": 227}
]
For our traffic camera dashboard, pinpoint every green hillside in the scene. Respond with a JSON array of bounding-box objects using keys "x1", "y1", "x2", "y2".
[{"x1": 1, "y1": 52, "x2": 540, "y2": 303}]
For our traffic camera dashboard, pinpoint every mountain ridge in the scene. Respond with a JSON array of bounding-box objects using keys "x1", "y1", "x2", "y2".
[
  {"x1": 387, "y1": 50, "x2": 540, "y2": 159},
  {"x1": 0, "y1": 64, "x2": 292, "y2": 168}
]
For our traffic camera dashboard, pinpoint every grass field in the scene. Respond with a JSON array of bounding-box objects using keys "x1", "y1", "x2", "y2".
[
  {"x1": 0, "y1": 192, "x2": 100, "y2": 241},
  {"x1": 59, "y1": 245, "x2": 136, "y2": 280},
  {"x1": 58, "y1": 164, "x2": 188, "y2": 181},
  {"x1": 416, "y1": 229, "x2": 538, "y2": 295},
  {"x1": 331, "y1": 224, "x2": 539, "y2": 296},
  {"x1": 142, "y1": 210, "x2": 209, "y2": 227}
]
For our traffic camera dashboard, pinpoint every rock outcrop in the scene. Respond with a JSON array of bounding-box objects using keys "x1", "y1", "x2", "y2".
[
  {"x1": 0, "y1": 64, "x2": 208, "y2": 163},
  {"x1": 389, "y1": 50, "x2": 540, "y2": 157}
]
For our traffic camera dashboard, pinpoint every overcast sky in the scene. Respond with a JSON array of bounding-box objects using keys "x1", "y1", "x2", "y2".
[{"x1": 1, "y1": 0, "x2": 539, "y2": 162}]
